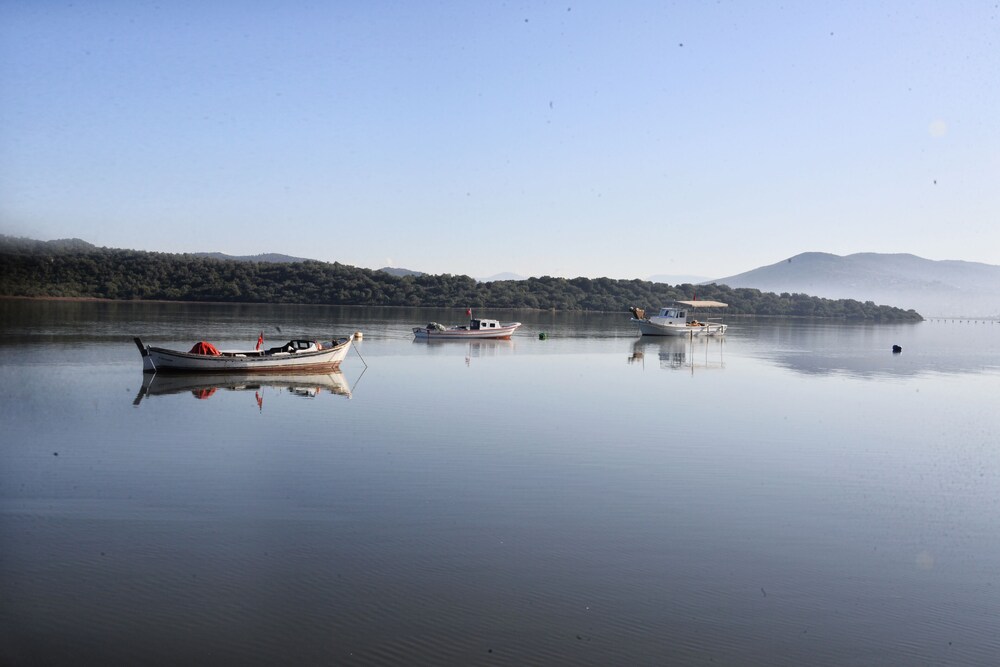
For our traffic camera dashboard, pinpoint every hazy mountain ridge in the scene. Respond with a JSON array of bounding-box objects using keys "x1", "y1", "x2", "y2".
[
  {"x1": 649, "y1": 273, "x2": 712, "y2": 285},
  {"x1": 378, "y1": 267, "x2": 425, "y2": 277},
  {"x1": 195, "y1": 252, "x2": 311, "y2": 263},
  {"x1": 480, "y1": 272, "x2": 527, "y2": 282},
  {"x1": 0, "y1": 236, "x2": 98, "y2": 253},
  {"x1": 713, "y1": 252, "x2": 1000, "y2": 317}
]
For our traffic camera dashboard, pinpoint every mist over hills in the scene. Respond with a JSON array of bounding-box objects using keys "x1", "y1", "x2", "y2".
[
  {"x1": 195, "y1": 252, "x2": 311, "y2": 263},
  {"x1": 481, "y1": 272, "x2": 527, "y2": 282},
  {"x1": 649, "y1": 273, "x2": 712, "y2": 285},
  {"x1": 378, "y1": 267, "x2": 424, "y2": 277},
  {"x1": 713, "y1": 252, "x2": 1000, "y2": 318}
]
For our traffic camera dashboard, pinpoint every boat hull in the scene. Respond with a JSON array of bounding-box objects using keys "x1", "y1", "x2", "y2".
[
  {"x1": 632, "y1": 318, "x2": 727, "y2": 337},
  {"x1": 136, "y1": 336, "x2": 353, "y2": 373},
  {"x1": 412, "y1": 323, "x2": 521, "y2": 340}
]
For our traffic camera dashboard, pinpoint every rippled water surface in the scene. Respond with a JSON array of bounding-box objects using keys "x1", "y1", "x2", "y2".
[{"x1": 2, "y1": 301, "x2": 999, "y2": 665}]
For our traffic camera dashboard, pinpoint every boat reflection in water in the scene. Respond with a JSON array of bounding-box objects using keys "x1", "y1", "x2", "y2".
[
  {"x1": 413, "y1": 337, "x2": 515, "y2": 366},
  {"x1": 133, "y1": 371, "x2": 352, "y2": 407},
  {"x1": 628, "y1": 336, "x2": 726, "y2": 373}
]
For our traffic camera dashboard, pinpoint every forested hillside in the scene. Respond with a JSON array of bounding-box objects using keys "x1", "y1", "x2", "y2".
[{"x1": 0, "y1": 237, "x2": 922, "y2": 320}]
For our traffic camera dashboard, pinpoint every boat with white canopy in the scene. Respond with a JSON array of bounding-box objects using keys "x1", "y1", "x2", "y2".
[{"x1": 629, "y1": 300, "x2": 729, "y2": 337}]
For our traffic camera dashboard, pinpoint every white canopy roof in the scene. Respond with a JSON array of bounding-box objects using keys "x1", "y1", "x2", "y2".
[{"x1": 675, "y1": 300, "x2": 728, "y2": 308}]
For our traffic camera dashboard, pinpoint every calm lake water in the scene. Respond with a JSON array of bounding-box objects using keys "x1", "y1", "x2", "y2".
[{"x1": 1, "y1": 300, "x2": 999, "y2": 666}]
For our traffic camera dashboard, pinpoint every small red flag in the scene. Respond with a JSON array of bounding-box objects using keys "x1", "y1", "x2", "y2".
[
  {"x1": 256, "y1": 331, "x2": 264, "y2": 351},
  {"x1": 466, "y1": 307, "x2": 472, "y2": 317}
]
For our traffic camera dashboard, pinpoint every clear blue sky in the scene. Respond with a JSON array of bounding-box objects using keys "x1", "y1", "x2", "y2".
[{"x1": 2, "y1": 1, "x2": 997, "y2": 280}]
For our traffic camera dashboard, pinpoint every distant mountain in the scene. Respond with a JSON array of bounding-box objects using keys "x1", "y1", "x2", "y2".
[
  {"x1": 378, "y1": 266, "x2": 425, "y2": 277},
  {"x1": 195, "y1": 252, "x2": 311, "y2": 263},
  {"x1": 648, "y1": 273, "x2": 712, "y2": 285},
  {"x1": 480, "y1": 272, "x2": 527, "y2": 282},
  {"x1": 0, "y1": 235, "x2": 97, "y2": 253},
  {"x1": 713, "y1": 252, "x2": 1000, "y2": 318}
]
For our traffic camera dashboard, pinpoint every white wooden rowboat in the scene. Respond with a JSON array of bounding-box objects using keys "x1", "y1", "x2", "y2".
[{"x1": 134, "y1": 335, "x2": 353, "y2": 373}]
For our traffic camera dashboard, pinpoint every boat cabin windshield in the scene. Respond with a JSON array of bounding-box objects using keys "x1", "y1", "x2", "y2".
[
  {"x1": 265, "y1": 340, "x2": 318, "y2": 354},
  {"x1": 471, "y1": 319, "x2": 501, "y2": 330},
  {"x1": 658, "y1": 308, "x2": 686, "y2": 318}
]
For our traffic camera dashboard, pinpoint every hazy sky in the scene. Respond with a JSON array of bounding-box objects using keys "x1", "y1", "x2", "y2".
[{"x1": 2, "y1": 1, "x2": 997, "y2": 280}]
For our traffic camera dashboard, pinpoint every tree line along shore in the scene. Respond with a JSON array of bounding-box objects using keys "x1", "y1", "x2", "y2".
[{"x1": 0, "y1": 237, "x2": 923, "y2": 321}]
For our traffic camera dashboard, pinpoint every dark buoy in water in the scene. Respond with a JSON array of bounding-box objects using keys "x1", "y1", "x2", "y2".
[{"x1": 892, "y1": 345, "x2": 902, "y2": 354}]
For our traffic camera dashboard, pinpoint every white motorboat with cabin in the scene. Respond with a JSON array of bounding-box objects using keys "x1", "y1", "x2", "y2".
[
  {"x1": 630, "y1": 300, "x2": 729, "y2": 337},
  {"x1": 413, "y1": 317, "x2": 522, "y2": 340}
]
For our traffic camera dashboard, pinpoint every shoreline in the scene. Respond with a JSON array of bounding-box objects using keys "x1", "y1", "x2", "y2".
[{"x1": 0, "y1": 296, "x2": 937, "y2": 320}]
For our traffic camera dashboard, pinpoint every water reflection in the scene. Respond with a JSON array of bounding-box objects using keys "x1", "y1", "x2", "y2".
[
  {"x1": 735, "y1": 320, "x2": 999, "y2": 378},
  {"x1": 4, "y1": 302, "x2": 1000, "y2": 665},
  {"x1": 628, "y1": 337, "x2": 726, "y2": 372},
  {"x1": 132, "y1": 371, "x2": 352, "y2": 406},
  {"x1": 412, "y1": 338, "x2": 516, "y2": 365}
]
